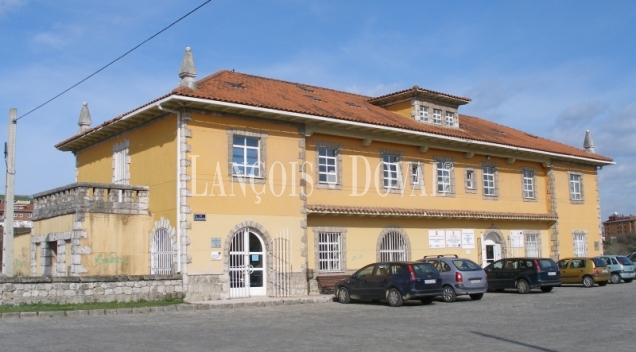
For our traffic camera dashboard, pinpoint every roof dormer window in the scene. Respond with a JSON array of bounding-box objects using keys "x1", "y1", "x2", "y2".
[
  {"x1": 417, "y1": 106, "x2": 428, "y2": 122},
  {"x1": 433, "y1": 109, "x2": 442, "y2": 124},
  {"x1": 445, "y1": 112, "x2": 454, "y2": 126}
]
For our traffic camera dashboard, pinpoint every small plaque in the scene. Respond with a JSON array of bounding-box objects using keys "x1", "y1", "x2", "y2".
[
  {"x1": 211, "y1": 237, "x2": 221, "y2": 248},
  {"x1": 194, "y1": 214, "x2": 206, "y2": 221},
  {"x1": 211, "y1": 251, "x2": 222, "y2": 260}
]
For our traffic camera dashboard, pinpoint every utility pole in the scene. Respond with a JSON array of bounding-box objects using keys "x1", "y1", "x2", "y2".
[{"x1": 2, "y1": 108, "x2": 16, "y2": 276}]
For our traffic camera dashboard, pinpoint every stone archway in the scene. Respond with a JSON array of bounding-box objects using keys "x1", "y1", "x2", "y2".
[
  {"x1": 222, "y1": 221, "x2": 272, "y2": 298},
  {"x1": 376, "y1": 226, "x2": 411, "y2": 262},
  {"x1": 482, "y1": 226, "x2": 507, "y2": 266},
  {"x1": 148, "y1": 217, "x2": 177, "y2": 274}
]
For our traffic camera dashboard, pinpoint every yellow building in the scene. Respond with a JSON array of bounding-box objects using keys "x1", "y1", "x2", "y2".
[{"x1": 30, "y1": 48, "x2": 613, "y2": 300}]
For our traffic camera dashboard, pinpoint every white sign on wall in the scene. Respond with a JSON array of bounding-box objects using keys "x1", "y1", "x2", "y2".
[
  {"x1": 429, "y1": 230, "x2": 445, "y2": 248},
  {"x1": 510, "y1": 230, "x2": 524, "y2": 248},
  {"x1": 461, "y1": 229, "x2": 475, "y2": 249},
  {"x1": 446, "y1": 230, "x2": 462, "y2": 248}
]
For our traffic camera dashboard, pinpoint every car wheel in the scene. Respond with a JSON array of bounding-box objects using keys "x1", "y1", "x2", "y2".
[
  {"x1": 469, "y1": 293, "x2": 484, "y2": 300},
  {"x1": 386, "y1": 288, "x2": 403, "y2": 307},
  {"x1": 610, "y1": 273, "x2": 622, "y2": 284},
  {"x1": 516, "y1": 279, "x2": 530, "y2": 294},
  {"x1": 420, "y1": 296, "x2": 434, "y2": 305},
  {"x1": 540, "y1": 286, "x2": 553, "y2": 292},
  {"x1": 337, "y1": 287, "x2": 350, "y2": 304},
  {"x1": 624, "y1": 279, "x2": 633, "y2": 283},
  {"x1": 598, "y1": 281, "x2": 608, "y2": 286},
  {"x1": 442, "y1": 286, "x2": 457, "y2": 303},
  {"x1": 582, "y1": 276, "x2": 595, "y2": 288}
]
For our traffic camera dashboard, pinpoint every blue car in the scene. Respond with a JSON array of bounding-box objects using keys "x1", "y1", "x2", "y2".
[{"x1": 334, "y1": 262, "x2": 443, "y2": 307}]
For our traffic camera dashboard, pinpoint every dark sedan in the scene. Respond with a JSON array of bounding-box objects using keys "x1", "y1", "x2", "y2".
[
  {"x1": 334, "y1": 261, "x2": 443, "y2": 307},
  {"x1": 485, "y1": 258, "x2": 561, "y2": 293}
]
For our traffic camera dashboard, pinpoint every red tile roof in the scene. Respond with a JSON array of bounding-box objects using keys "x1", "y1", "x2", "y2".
[
  {"x1": 306, "y1": 204, "x2": 558, "y2": 222},
  {"x1": 57, "y1": 70, "x2": 613, "y2": 163}
]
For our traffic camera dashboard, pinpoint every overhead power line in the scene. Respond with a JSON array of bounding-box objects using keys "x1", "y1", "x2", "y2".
[{"x1": 16, "y1": 0, "x2": 212, "y2": 121}]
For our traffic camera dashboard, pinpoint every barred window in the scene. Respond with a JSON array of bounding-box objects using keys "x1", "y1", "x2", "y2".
[
  {"x1": 319, "y1": 232, "x2": 342, "y2": 271},
  {"x1": 379, "y1": 231, "x2": 408, "y2": 262},
  {"x1": 525, "y1": 233, "x2": 541, "y2": 257},
  {"x1": 573, "y1": 232, "x2": 587, "y2": 257}
]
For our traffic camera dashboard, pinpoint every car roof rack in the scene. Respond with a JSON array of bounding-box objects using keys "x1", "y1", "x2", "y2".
[{"x1": 422, "y1": 254, "x2": 459, "y2": 259}]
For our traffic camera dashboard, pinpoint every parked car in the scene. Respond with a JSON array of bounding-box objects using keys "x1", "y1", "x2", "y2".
[
  {"x1": 418, "y1": 255, "x2": 488, "y2": 302},
  {"x1": 557, "y1": 257, "x2": 610, "y2": 287},
  {"x1": 484, "y1": 258, "x2": 561, "y2": 293},
  {"x1": 334, "y1": 261, "x2": 443, "y2": 307},
  {"x1": 627, "y1": 252, "x2": 636, "y2": 263},
  {"x1": 599, "y1": 255, "x2": 635, "y2": 284}
]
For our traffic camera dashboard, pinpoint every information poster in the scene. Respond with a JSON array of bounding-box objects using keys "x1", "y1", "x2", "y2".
[
  {"x1": 461, "y1": 229, "x2": 475, "y2": 249},
  {"x1": 510, "y1": 230, "x2": 524, "y2": 248},
  {"x1": 446, "y1": 230, "x2": 462, "y2": 248},
  {"x1": 429, "y1": 230, "x2": 445, "y2": 248}
]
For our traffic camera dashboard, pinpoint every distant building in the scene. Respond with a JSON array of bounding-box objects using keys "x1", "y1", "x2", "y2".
[
  {"x1": 603, "y1": 213, "x2": 636, "y2": 237},
  {"x1": 0, "y1": 196, "x2": 34, "y2": 228}
]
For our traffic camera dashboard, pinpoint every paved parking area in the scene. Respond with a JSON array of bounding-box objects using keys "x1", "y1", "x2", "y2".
[{"x1": 1, "y1": 283, "x2": 634, "y2": 352}]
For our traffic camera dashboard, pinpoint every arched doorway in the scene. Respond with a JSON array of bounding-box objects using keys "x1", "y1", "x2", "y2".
[
  {"x1": 482, "y1": 231, "x2": 504, "y2": 267},
  {"x1": 229, "y1": 228, "x2": 266, "y2": 297}
]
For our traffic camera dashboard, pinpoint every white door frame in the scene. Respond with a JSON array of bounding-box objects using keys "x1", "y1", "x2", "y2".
[
  {"x1": 229, "y1": 228, "x2": 267, "y2": 298},
  {"x1": 482, "y1": 234, "x2": 503, "y2": 267}
]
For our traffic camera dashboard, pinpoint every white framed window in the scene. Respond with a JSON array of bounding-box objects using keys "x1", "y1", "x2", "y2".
[
  {"x1": 466, "y1": 169, "x2": 475, "y2": 190},
  {"x1": 112, "y1": 139, "x2": 130, "y2": 185},
  {"x1": 569, "y1": 173, "x2": 582, "y2": 201},
  {"x1": 418, "y1": 106, "x2": 428, "y2": 122},
  {"x1": 383, "y1": 155, "x2": 401, "y2": 189},
  {"x1": 379, "y1": 230, "x2": 409, "y2": 262},
  {"x1": 523, "y1": 170, "x2": 535, "y2": 199},
  {"x1": 318, "y1": 147, "x2": 338, "y2": 184},
  {"x1": 436, "y1": 161, "x2": 451, "y2": 193},
  {"x1": 410, "y1": 162, "x2": 422, "y2": 186},
  {"x1": 483, "y1": 166, "x2": 496, "y2": 196},
  {"x1": 318, "y1": 232, "x2": 342, "y2": 271},
  {"x1": 433, "y1": 109, "x2": 442, "y2": 124},
  {"x1": 573, "y1": 231, "x2": 587, "y2": 257},
  {"x1": 525, "y1": 232, "x2": 541, "y2": 257},
  {"x1": 232, "y1": 135, "x2": 260, "y2": 177},
  {"x1": 445, "y1": 112, "x2": 454, "y2": 126}
]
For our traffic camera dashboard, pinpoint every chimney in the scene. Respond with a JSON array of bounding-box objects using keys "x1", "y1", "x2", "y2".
[
  {"x1": 583, "y1": 130, "x2": 595, "y2": 154},
  {"x1": 178, "y1": 47, "x2": 197, "y2": 89},
  {"x1": 78, "y1": 102, "x2": 92, "y2": 134}
]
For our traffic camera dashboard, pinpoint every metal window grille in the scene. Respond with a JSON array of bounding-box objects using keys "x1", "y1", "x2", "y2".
[
  {"x1": 525, "y1": 233, "x2": 541, "y2": 257},
  {"x1": 570, "y1": 174, "x2": 582, "y2": 200},
  {"x1": 433, "y1": 109, "x2": 442, "y2": 124},
  {"x1": 151, "y1": 227, "x2": 173, "y2": 275},
  {"x1": 318, "y1": 148, "x2": 338, "y2": 184},
  {"x1": 418, "y1": 106, "x2": 428, "y2": 121},
  {"x1": 573, "y1": 233, "x2": 587, "y2": 257},
  {"x1": 319, "y1": 232, "x2": 341, "y2": 271},
  {"x1": 445, "y1": 112, "x2": 454, "y2": 126},
  {"x1": 523, "y1": 171, "x2": 535, "y2": 198},
  {"x1": 483, "y1": 167, "x2": 495, "y2": 195},
  {"x1": 271, "y1": 228, "x2": 292, "y2": 297},
  {"x1": 229, "y1": 229, "x2": 250, "y2": 298},
  {"x1": 437, "y1": 162, "x2": 450, "y2": 193},
  {"x1": 380, "y1": 231, "x2": 408, "y2": 262},
  {"x1": 232, "y1": 136, "x2": 260, "y2": 177},
  {"x1": 383, "y1": 155, "x2": 400, "y2": 189}
]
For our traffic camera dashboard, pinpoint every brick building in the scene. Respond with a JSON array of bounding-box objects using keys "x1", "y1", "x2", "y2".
[{"x1": 603, "y1": 213, "x2": 636, "y2": 237}]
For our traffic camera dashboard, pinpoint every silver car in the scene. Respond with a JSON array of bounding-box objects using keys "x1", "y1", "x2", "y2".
[
  {"x1": 599, "y1": 255, "x2": 635, "y2": 284},
  {"x1": 419, "y1": 255, "x2": 488, "y2": 302}
]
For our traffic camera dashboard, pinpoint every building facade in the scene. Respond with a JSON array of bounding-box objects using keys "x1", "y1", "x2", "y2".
[
  {"x1": 603, "y1": 213, "x2": 636, "y2": 237},
  {"x1": 28, "y1": 48, "x2": 614, "y2": 300}
]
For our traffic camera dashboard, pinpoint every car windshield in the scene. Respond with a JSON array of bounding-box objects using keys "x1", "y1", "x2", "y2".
[
  {"x1": 538, "y1": 259, "x2": 556, "y2": 269},
  {"x1": 592, "y1": 258, "x2": 607, "y2": 267},
  {"x1": 411, "y1": 263, "x2": 437, "y2": 275},
  {"x1": 452, "y1": 259, "x2": 482, "y2": 271},
  {"x1": 617, "y1": 256, "x2": 633, "y2": 265}
]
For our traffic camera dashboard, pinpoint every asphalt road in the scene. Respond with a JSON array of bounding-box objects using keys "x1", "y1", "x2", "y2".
[{"x1": 1, "y1": 282, "x2": 634, "y2": 352}]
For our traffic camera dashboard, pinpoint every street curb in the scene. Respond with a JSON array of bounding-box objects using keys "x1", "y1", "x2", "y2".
[{"x1": 0, "y1": 296, "x2": 334, "y2": 319}]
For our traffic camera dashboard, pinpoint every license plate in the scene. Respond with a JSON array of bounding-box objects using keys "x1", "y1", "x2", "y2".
[
  {"x1": 424, "y1": 279, "x2": 436, "y2": 284},
  {"x1": 470, "y1": 279, "x2": 481, "y2": 283},
  {"x1": 548, "y1": 272, "x2": 556, "y2": 276}
]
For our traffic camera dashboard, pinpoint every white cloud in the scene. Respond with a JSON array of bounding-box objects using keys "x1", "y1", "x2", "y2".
[
  {"x1": 31, "y1": 23, "x2": 83, "y2": 50},
  {"x1": 0, "y1": 0, "x2": 26, "y2": 16}
]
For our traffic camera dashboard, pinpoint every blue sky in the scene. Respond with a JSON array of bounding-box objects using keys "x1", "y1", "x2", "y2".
[{"x1": 0, "y1": 0, "x2": 635, "y2": 218}]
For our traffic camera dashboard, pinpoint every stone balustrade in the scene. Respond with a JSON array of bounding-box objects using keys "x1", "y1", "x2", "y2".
[{"x1": 32, "y1": 182, "x2": 150, "y2": 221}]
